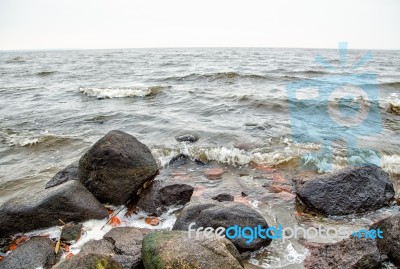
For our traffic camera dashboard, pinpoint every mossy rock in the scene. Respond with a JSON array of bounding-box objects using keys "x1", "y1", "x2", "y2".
[
  {"x1": 55, "y1": 253, "x2": 123, "y2": 269},
  {"x1": 141, "y1": 231, "x2": 243, "y2": 269}
]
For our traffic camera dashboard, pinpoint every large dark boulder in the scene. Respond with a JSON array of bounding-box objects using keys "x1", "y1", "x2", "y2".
[
  {"x1": 0, "y1": 237, "x2": 55, "y2": 269},
  {"x1": 0, "y1": 181, "x2": 108, "y2": 236},
  {"x1": 304, "y1": 237, "x2": 381, "y2": 269},
  {"x1": 80, "y1": 227, "x2": 152, "y2": 269},
  {"x1": 78, "y1": 130, "x2": 159, "y2": 205},
  {"x1": 136, "y1": 180, "x2": 194, "y2": 216},
  {"x1": 172, "y1": 201, "x2": 271, "y2": 252},
  {"x1": 370, "y1": 213, "x2": 400, "y2": 265},
  {"x1": 46, "y1": 163, "x2": 78, "y2": 189},
  {"x1": 296, "y1": 165, "x2": 395, "y2": 216},
  {"x1": 141, "y1": 231, "x2": 244, "y2": 269},
  {"x1": 56, "y1": 253, "x2": 123, "y2": 269}
]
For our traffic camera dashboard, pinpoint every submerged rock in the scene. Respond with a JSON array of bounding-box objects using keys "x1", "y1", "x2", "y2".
[
  {"x1": 0, "y1": 181, "x2": 108, "y2": 236},
  {"x1": 304, "y1": 237, "x2": 381, "y2": 269},
  {"x1": 45, "y1": 163, "x2": 79, "y2": 189},
  {"x1": 0, "y1": 237, "x2": 55, "y2": 269},
  {"x1": 172, "y1": 201, "x2": 271, "y2": 252},
  {"x1": 78, "y1": 130, "x2": 159, "y2": 205},
  {"x1": 80, "y1": 227, "x2": 152, "y2": 269},
  {"x1": 136, "y1": 180, "x2": 194, "y2": 216},
  {"x1": 56, "y1": 253, "x2": 123, "y2": 269},
  {"x1": 296, "y1": 165, "x2": 395, "y2": 215},
  {"x1": 175, "y1": 134, "x2": 199, "y2": 143},
  {"x1": 212, "y1": 193, "x2": 234, "y2": 202},
  {"x1": 141, "y1": 231, "x2": 244, "y2": 269},
  {"x1": 370, "y1": 213, "x2": 400, "y2": 264}
]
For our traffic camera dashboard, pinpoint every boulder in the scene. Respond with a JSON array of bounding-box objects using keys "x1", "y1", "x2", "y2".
[
  {"x1": 296, "y1": 165, "x2": 395, "y2": 215},
  {"x1": 141, "y1": 231, "x2": 243, "y2": 269},
  {"x1": 80, "y1": 227, "x2": 152, "y2": 269},
  {"x1": 45, "y1": 163, "x2": 78, "y2": 189},
  {"x1": 0, "y1": 237, "x2": 55, "y2": 269},
  {"x1": 212, "y1": 193, "x2": 234, "y2": 202},
  {"x1": 172, "y1": 202, "x2": 271, "y2": 252},
  {"x1": 0, "y1": 181, "x2": 108, "y2": 236},
  {"x1": 136, "y1": 180, "x2": 194, "y2": 216},
  {"x1": 56, "y1": 253, "x2": 123, "y2": 269},
  {"x1": 304, "y1": 237, "x2": 381, "y2": 269},
  {"x1": 370, "y1": 213, "x2": 400, "y2": 264},
  {"x1": 78, "y1": 130, "x2": 159, "y2": 205}
]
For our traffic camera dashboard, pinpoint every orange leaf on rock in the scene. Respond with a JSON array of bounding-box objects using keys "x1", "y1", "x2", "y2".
[
  {"x1": 145, "y1": 217, "x2": 160, "y2": 226},
  {"x1": 66, "y1": 253, "x2": 74, "y2": 259},
  {"x1": 0, "y1": 256, "x2": 4, "y2": 262},
  {"x1": 9, "y1": 242, "x2": 18, "y2": 251},
  {"x1": 110, "y1": 216, "x2": 121, "y2": 227}
]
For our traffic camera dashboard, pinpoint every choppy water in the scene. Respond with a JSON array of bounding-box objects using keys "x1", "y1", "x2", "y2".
[{"x1": 1, "y1": 48, "x2": 400, "y2": 268}]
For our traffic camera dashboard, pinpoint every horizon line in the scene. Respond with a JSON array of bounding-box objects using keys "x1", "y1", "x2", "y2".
[{"x1": 1, "y1": 46, "x2": 399, "y2": 52}]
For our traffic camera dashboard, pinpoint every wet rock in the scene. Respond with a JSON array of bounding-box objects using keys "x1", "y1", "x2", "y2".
[
  {"x1": 370, "y1": 213, "x2": 400, "y2": 264},
  {"x1": 388, "y1": 103, "x2": 400, "y2": 115},
  {"x1": 175, "y1": 134, "x2": 199, "y2": 143},
  {"x1": 204, "y1": 168, "x2": 225, "y2": 179},
  {"x1": 304, "y1": 237, "x2": 381, "y2": 269},
  {"x1": 0, "y1": 237, "x2": 55, "y2": 269},
  {"x1": 56, "y1": 253, "x2": 123, "y2": 269},
  {"x1": 60, "y1": 223, "x2": 83, "y2": 243},
  {"x1": 172, "y1": 202, "x2": 271, "y2": 252},
  {"x1": 296, "y1": 165, "x2": 395, "y2": 216},
  {"x1": 87, "y1": 227, "x2": 152, "y2": 269},
  {"x1": 212, "y1": 193, "x2": 234, "y2": 202},
  {"x1": 45, "y1": 163, "x2": 78, "y2": 189},
  {"x1": 136, "y1": 180, "x2": 194, "y2": 216},
  {"x1": 141, "y1": 231, "x2": 244, "y2": 269},
  {"x1": 78, "y1": 130, "x2": 159, "y2": 205},
  {"x1": 168, "y1": 153, "x2": 190, "y2": 167},
  {"x1": 0, "y1": 181, "x2": 108, "y2": 236}
]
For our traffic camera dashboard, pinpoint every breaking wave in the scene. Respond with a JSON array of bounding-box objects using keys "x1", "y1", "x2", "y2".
[{"x1": 79, "y1": 85, "x2": 169, "y2": 99}]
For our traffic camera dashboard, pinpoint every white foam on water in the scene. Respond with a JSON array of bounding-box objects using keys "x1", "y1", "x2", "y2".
[
  {"x1": 381, "y1": 154, "x2": 400, "y2": 175},
  {"x1": 79, "y1": 86, "x2": 165, "y2": 98}
]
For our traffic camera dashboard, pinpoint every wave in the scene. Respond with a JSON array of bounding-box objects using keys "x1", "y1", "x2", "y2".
[
  {"x1": 151, "y1": 142, "x2": 398, "y2": 175},
  {"x1": 36, "y1": 71, "x2": 56, "y2": 77},
  {"x1": 163, "y1": 72, "x2": 268, "y2": 82},
  {"x1": 79, "y1": 85, "x2": 169, "y2": 99},
  {"x1": 0, "y1": 130, "x2": 79, "y2": 148},
  {"x1": 5, "y1": 57, "x2": 25, "y2": 63}
]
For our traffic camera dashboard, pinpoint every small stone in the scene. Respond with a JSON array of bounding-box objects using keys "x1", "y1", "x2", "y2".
[
  {"x1": 204, "y1": 168, "x2": 225, "y2": 179},
  {"x1": 212, "y1": 193, "x2": 234, "y2": 202},
  {"x1": 175, "y1": 134, "x2": 199, "y2": 143},
  {"x1": 145, "y1": 217, "x2": 160, "y2": 226},
  {"x1": 61, "y1": 223, "x2": 83, "y2": 243}
]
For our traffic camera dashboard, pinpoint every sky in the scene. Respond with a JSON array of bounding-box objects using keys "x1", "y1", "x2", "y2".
[{"x1": 0, "y1": 0, "x2": 399, "y2": 50}]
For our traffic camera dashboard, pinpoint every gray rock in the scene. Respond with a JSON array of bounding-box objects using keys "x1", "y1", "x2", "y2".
[
  {"x1": 78, "y1": 130, "x2": 159, "y2": 205},
  {"x1": 60, "y1": 223, "x2": 83, "y2": 243},
  {"x1": 172, "y1": 201, "x2": 271, "y2": 252},
  {"x1": 304, "y1": 237, "x2": 381, "y2": 269},
  {"x1": 176, "y1": 134, "x2": 199, "y2": 143},
  {"x1": 136, "y1": 180, "x2": 194, "y2": 216},
  {"x1": 0, "y1": 237, "x2": 55, "y2": 269},
  {"x1": 79, "y1": 227, "x2": 151, "y2": 269},
  {"x1": 141, "y1": 231, "x2": 244, "y2": 269},
  {"x1": 46, "y1": 163, "x2": 78, "y2": 189},
  {"x1": 56, "y1": 253, "x2": 123, "y2": 269},
  {"x1": 0, "y1": 181, "x2": 108, "y2": 236},
  {"x1": 296, "y1": 165, "x2": 395, "y2": 216},
  {"x1": 370, "y1": 213, "x2": 400, "y2": 265},
  {"x1": 212, "y1": 193, "x2": 234, "y2": 202}
]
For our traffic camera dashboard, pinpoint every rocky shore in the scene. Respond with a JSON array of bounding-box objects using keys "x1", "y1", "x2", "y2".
[{"x1": 0, "y1": 130, "x2": 398, "y2": 269}]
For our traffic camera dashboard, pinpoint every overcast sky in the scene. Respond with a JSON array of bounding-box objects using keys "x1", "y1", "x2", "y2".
[{"x1": 0, "y1": 0, "x2": 399, "y2": 50}]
